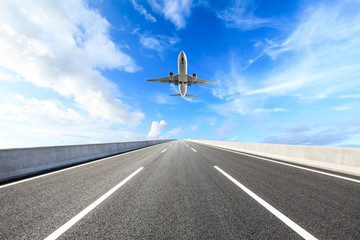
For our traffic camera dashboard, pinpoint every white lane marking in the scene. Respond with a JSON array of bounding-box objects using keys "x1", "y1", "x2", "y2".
[
  {"x1": 214, "y1": 166, "x2": 317, "y2": 240},
  {"x1": 161, "y1": 148, "x2": 168, "y2": 153},
  {"x1": 207, "y1": 145, "x2": 360, "y2": 184},
  {"x1": 44, "y1": 167, "x2": 143, "y2": 240},
  {"x1": 191, "y1": 148, "x2": 197, "y2": 152},
  {"x1": 0, "y1": 143, "x2": 164, "y2": 189}
]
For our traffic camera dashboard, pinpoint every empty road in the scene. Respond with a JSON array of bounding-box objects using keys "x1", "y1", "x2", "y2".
[{"x1": 1, "y1": 140, "x2": 359, "y2": 239}]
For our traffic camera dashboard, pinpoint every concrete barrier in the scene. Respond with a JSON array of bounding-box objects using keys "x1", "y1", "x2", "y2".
[
  {"x1": 0, "y1": 140, "x2": 172, "y2": 183},
  {"x1": 188, "y1": 140, "x2": 360, "y2": 176}
]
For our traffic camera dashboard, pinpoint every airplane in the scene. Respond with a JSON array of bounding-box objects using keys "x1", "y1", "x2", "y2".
[{"x1": 147, "y1": 51, "x2": 218, "y2": 97}]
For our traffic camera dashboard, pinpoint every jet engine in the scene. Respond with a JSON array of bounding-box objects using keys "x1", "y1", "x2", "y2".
[
  {"x1": 169, "y1": 72, "x2": 174, "y2": 81},
  {"x1": 192, "y1": 73, "x2": 197, "y2": 82}
]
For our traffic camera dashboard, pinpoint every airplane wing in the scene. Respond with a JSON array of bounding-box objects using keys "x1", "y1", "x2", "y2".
[
  {"x1": 195, "y1": 78, "x2": 218, "y2": 85},
  {"x1": 187, "y1": 75, "x2": 218, "y2": 85},
  {"x1": 170, "y1": 93, "x2": 196, "y2": 97},
  {"x1": 147, "y1": 75, "x2": 178, "y2": 83}
]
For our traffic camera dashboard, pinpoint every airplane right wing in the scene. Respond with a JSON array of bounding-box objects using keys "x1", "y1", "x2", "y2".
[{"x1": 147, "y1": 75, "x2": 178, "y2": 83}]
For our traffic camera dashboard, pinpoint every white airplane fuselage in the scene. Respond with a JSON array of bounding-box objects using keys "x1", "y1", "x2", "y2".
[{"x1": 178, "y1": 51, "x2": 187, "y2": 97}]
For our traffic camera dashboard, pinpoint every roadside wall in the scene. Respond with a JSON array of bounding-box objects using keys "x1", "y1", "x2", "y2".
[
  {"x1": 0, "y1": 140, "x2": 171, "y2": 183},
  {"x1": 188, "y1": 140, "x2": 360, "y2": 176}
]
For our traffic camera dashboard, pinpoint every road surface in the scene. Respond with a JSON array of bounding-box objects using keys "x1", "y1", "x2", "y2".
[{"x1": 1, "y1": 140, "x2": 359, "y2": 239}]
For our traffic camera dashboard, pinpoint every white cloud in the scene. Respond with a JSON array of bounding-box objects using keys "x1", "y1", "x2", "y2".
[
  {"x1": 210, "y1": 97, "x2": 256, "y2": 117},
  {"x1": 212, "y1": 1, "x2": 360, "y2": 117},
  {"x1": 0, "y1": 93, "x2": 84, "y2": 125},
  {"x1": 147, "y1": 120, "x2": 168, "y2": 139},
  {"x1": 216, "y1": 121, "x2": 237, "y2": 138},
  {"x1": 190, "y1": 125, "x2": 198, "y2": 131},
  {"x1": 0, "y1": 0, "x2": 144, "y2": 126},
  {"x1": 283, "y1": 124, "x2": 310, "y2": 133},
  {"x1": 0, "y1": 93, "x2": 145, "y2": 148},
  {"x1": 195, "y1": 116, "x2": 217, "y2": 127},
  {"x1": 262, "y1": 118, "x2": 360, "y2": 147},
  {"x1": 334, "y1": 106, "x2": 352, "y2": 111},
  {"x1": 153, "y1": 92, "x2": 176, "y2": 104},
  {"x1": 138, "y1": 33, "x2": 180, "y2": 55},
  {"x1": 148, "y1": 0, "x2": 193, "y2": 29},
  {"x1": 338, "y1": 94, "x2": 360, "y2": 99},
  {"x1": 217, "y1": 0, "x2": 277, "y2": 31},
  {"x1": 247, "y1": 1, "x2": 360, "y2": 98},
  {"x1": 254, "y1": 108, "x2": 286, "y2": 113},
  {"x1": 230, "y1": 136, "x2": 238, "y2": 141},
  {"x1": 167, "y1": 127, "x2": 182, "y2": 136},
  {"x1": 130, "y1": 0, "x2": 157, "y2": 22}
]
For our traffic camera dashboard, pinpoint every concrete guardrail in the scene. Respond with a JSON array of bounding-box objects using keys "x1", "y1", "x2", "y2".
[
  {"x1": 188, "y1": 140, "x2": 360, "y2": 177},
  {"x1": 0, "y1": 140, "x2": 172, "y2": 183}
]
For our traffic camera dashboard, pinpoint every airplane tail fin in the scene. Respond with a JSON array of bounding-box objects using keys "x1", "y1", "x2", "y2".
[{"x1": 170, "y1": 94, "x2": 196, "y2": 97}]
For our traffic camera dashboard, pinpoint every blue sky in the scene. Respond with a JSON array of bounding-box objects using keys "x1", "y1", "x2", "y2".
[{"x1": 0, "y1": 0, "x2": 360, "y2": 148}]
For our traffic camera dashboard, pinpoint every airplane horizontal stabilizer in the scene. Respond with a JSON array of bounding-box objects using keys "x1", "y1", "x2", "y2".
[{"x1": 169, "y1": 94, "x2": 196, "y2": 97}]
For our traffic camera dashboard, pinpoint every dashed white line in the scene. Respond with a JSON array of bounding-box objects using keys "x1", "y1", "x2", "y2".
[
  {"x1": 44, "y1": 167, "x2": 144, "y2": 240},
  {"x1": 161, "y1": 148, "x2": 168, "y2": 153},
  {"x1": 191, "y1": 148, "x2": 197, "y2": 152},
  {"x1": 206, "y1": 145, "x2": 360, "y2": 184},
  {"x1": 214, "y1": 166, "x2": 317, "y2": 240}
]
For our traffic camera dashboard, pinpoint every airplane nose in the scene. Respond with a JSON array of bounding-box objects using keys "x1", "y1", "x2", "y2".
[{"x1": 178, "y1": 51, "x2": 186, "y2": 61}]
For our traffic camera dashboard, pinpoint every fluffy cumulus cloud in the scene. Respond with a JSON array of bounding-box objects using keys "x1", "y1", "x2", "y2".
[
  {"x1": 0, "y1": 93, "x2": 85, "y2": 126},
  {"x1": 0, "y1": 0, "x2": 144, "y2": 127},
  {"x1": 0, "y1": 93, "x2": 145, "y2": 148},
  {"x1": 148, "y1": 0, "x2": 193, "y2": 29},
  {"x1": 147, "y1": 120, "x2": 168, "y2": 139}
]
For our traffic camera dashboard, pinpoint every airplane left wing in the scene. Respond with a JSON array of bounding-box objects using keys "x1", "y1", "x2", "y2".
[{"x1": 196, "y1": 78, "x2": 218, "y2": 85}]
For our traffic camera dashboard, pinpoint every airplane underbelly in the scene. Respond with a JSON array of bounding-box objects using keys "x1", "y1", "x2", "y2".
[{"x1": 179, "y1": 84, "x2": 187, "y2": 97}]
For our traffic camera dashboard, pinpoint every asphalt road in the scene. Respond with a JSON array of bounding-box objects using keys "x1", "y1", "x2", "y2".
[{"x1": 1, "y1": 140, "x2": 359, "y2": 239}]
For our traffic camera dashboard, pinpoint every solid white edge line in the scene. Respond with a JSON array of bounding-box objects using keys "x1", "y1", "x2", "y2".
[
  {"x1": 161, "y1": 148, "x2": 168, "y2": 153},
  {"x1": 214, "y1": 166, "x2": 317, "y2": 240},
  {"x1": 44, "y1": 167, "x2": 144, "y2": 240},
  {"x1": 207, "y1": 145, "x2": 360, "y2": 184},
  {"x1": 191, "y1": 148, "x2": 197, "y2": 152},
  {"x1": 0, "y1": 143, "x2": 165, "y2": 189}
]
